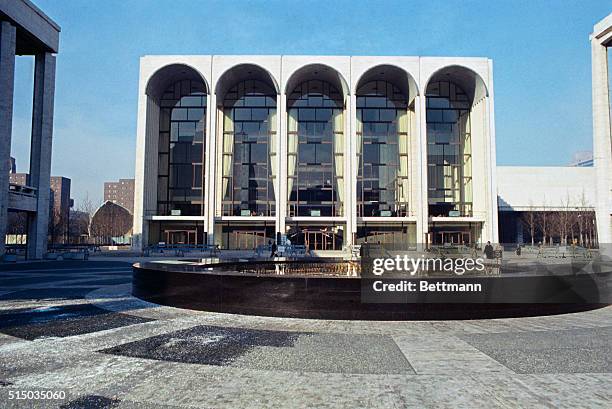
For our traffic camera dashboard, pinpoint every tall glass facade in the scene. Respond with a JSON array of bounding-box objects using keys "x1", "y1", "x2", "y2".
[
  {"x1": 356, "y1": 80, "x2": 409, "y2": 217},
  {"x1": 157, "y1": 79, "x2": 207, "y2": 216},
  {"x1": 426, "y1": 80, "x2": 473, "y2": 217},
  {"x1": 221, "y1": 80, "x2": 277, "y2": 216},
  {"x1": 287, "y1": 80, "x2": 344, "y2": 217}
]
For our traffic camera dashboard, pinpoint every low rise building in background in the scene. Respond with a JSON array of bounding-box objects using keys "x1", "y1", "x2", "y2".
[
  {"x1": 104, "y1": 178, "x2": 135, "y2": 214},
  {"x1": 9, "y1": 170, "x2": 72, "y2": 244}
]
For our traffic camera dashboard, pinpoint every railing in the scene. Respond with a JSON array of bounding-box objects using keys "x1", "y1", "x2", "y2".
[
  {"x1": 9, "y1": 183, "x2": 37, "y2": 197},
  {"x1": 520, "y1": 245, "x2": 594, "y2": 259},
  {"x1": 143, "y1": 243, "x2": 220, "y2": 257}
]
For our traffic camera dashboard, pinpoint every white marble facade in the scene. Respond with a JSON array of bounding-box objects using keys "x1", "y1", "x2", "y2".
[{"x1": 133, "y1": 55, "x2": 498, "y2": 250}]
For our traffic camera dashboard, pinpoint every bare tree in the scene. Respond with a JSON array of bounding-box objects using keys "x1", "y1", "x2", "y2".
[
  {"x1": 521, "y1": 210, "x2": 537, "y2": 246},
  {"x1": 6, "y1": 212, "x2": 27, "y2": 244},
  {"x1": 548, "y1": 211, "x2": 561, "y2": 245},
  {"x1": 535, "y1": 198, "x2": 550, "y2": 245},
  {"x1": 90, "y1": 202, "x2": 132, "y2": 245},
  {"x1": 557, "y1": 194, "x2": 573, "y2": 245},
  {"x1": 48, "y1": 207, "x2": 67, "y2": 245},
  {"x1": 75, "y1": 192, "x2": 97, "y2": 243}
]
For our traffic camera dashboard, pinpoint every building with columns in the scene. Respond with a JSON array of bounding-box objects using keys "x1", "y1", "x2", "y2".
[
  {"x1": 133, "y1": 55, "x2": 498, "y2": 251},
  {"x1": 592, "y1": 14, "x2": 612, "y2": 248},
  {"x1": 0, "y1": 0, "x2": 58, "y2": 259}
]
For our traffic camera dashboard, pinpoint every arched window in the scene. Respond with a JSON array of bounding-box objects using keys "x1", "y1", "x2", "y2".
[
  {"x1": 287, "y1": 80, "x2": 344, "y2": 217},
  {"x1": 221, "y1": 80, "x2": 276, "y2": 216},
  {"x1": 426, "y1": 79, "x2": 473, "y2": 217},
  {"x1": 356, "y1": 80, "x2": 409, "y2": 217},
  {"x1": 157, "y1": 79, "x2": 207, "y2": 216}
]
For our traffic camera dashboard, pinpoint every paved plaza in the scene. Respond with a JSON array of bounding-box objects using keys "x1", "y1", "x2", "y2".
[{"x1": 0, "y1": 260, "x2": 610, "y2": 408}]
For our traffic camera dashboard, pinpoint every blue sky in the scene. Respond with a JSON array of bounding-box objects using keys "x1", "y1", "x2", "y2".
[{"x1": 10, "y1": 0, "x2": 610, "y2": 205}]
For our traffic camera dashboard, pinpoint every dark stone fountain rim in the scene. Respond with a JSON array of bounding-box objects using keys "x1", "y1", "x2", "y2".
[
  {"x1": 134, "y1": 257, "x2": 360, "y2": 279},
  {"x1": 132, "y1": 258, "x2": 611, "y2": 320}
]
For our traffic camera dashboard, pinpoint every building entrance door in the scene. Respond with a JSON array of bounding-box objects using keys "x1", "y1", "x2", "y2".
[
  {"x1": 304, "y1": 230, "x2": 339, "y2": 251},
  {"x1": 165, "y1": 230, "x2": 197, "y2": 245},
  {"x1": 233, "y1": 231, "x2": 266, "y2": 250},
  {"x1": 435, "y1": 231, "x2": 472, "y2": 245}
]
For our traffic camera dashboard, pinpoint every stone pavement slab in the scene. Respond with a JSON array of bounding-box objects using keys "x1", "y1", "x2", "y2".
[{"x1": 0, "y1": 261, "x2": 610, "y2": 408}]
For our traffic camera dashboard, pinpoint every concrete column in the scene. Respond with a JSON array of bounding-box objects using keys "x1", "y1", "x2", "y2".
[
  {"x1": 409, "y1": 95, "x2": 428, "y2": 247},
  {"x1": 278, "y1": 93, "x2": 287, "y2": 237},
  {"x1": 275, "y1": 94, "x2": 282, "y2": 239},
  {"x1": 345, "y1": 93, "x2": 355, "y2": 246},
  {"x1": 416, "y1": 93, "x2": 429, "y2": 248},
  {"x1": 132, "y1": 74, "x2": 149, "y2": 251},
  {"x1": 207, "y1": 94, "x2": 218, "y2": 244},
  {"x1": 592, "y1": 39, "x2": 612, "y2": 247},
  {"x1": 213, "y1": 104, "x2": 225, "y2": 248},
  {"x1": 487, "y1": 60, "x2": 499, "y2": 243},
  {"x1": 27, "y1": 52, "x2": 56, "y2": 259},
  {"x1": 0, "y1": 22, "x2": 16, "y2": 258}
]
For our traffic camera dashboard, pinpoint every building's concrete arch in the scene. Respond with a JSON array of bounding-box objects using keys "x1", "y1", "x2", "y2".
[
  {"x1": 355, "y1": 64, "x2": 419, "y2": 104},
  {"x1": 424, "y1": 64, "x2": 488, "y2": 106},
  {"x1": 145, "y1": 63, "x2": 210, "y2": 99},
  {"x1": 214, "y1": 63, "x2": 279, "y2": 99},
  {"x1": 284, "y1": 63, "x2": 349, "y2": 98}
]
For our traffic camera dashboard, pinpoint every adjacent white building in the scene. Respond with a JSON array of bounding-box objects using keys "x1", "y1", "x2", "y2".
[
  {"x1": 591, "y1": 14, "x2": 612, "y2": 246},
  {"x1": 133, "y1": 55, "x2": 499, "y2": 250}
]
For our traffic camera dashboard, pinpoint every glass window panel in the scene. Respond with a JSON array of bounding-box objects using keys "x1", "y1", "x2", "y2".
[
  {"x1": 157, "y1": 78, "x2": 207, "y2": 215},
  {"x1": 299, "y1": 108, "x2": 315, "y2": 121},
  {"x1": 158, "y1": 153, "x2": 168, "y2": 175},
  {"x1": 244, "y1": 95, "x2": 266, "y2": 106},
  {"x1": 170, "y1": 143, "x2": 187, "y2": 163},
  {"x1": 364, "y1": 144, "x2": 379, "y2": 164},
  {"x1": 193, "y1": 164, "x2": 202, "y2": 187},
  {"x1": 299, "y1": 144, "x2": 316, "y2": 163},
  {"x1": 178, "y1": 122, "x2": 196, "y2": 140},
  {"x1": 180, "y1": 95, "x2": 202, "y2": 107},
  {"x1": 170, "y1": 123, "x2": 179, "y2": 141},
  {"x1": 362, "y1": 109, "x2": 378, "y2": 122},
  {"x1": 171, "y1": 108, "x2": 188, "y2": 121},
  {"x1": 426, "y1": 79, "x2": 472, "y2": 215},
  {"x1": 219, "y1": 79, "x2": 277, "y2": 216},
  {"x1": 172, "y1": 164, "x2": 192, "y2": 188},
  {"x1": 315, "y1": 108, "x2": 332, "y2": 121},
  {"x1": 443, "y1": 109, "x2": 458, "y2": 123},
  {"x1": 366, "y1": 96, "x2": 387, "y2": 108},
  {"x1": 160, "y1": 109, "x2": 171, "y2": 131},
  {"x1": 251, "y1": 108, "x2": 268, "y2": 121},
  {"x1": 250, "y1": 144, "x2": 267, "y2": 163},
  {"x1": 309, "y1": 95, "x2": 323, "y2": 107},
  {"x1": 379, "y1": 109, "x2": 396, "y2": 122},
  {"x1": 190, "y1": 143, "x2": 203, "y2": 163},
  {"x1": 317, "y1": 143, "x2": 333, "y2": 163},
  {"x1": 234, "y1": 108, "x2": 251, "y2": 121},
  {"x1": 427, "y1": 110, "x2": 443, "y2": 122},
  {"x1": 159, "y1": 132, "x2": 169, "y2": 153},
  {"x1": 187, "y1": 108, "x2": 204, "y2": 121}
]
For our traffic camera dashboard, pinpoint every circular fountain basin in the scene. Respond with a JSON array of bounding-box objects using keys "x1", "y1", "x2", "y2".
[{"x1": 132, "y1": 258, "x2": 611, "y2": 320}]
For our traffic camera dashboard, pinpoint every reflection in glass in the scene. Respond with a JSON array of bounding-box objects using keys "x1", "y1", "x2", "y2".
[
  {"x1": 287, "y1": 80, "x2": 344, "y2": 217},
  {"x1": 426, "y1": 80, "x2": 473, "y2": 217},
  {"x1": 222, "y1": 80, "x2": 277, "y2": 216},
  {"x1": 356, "y1": 80, "x2": 410, "y2": 217},
  {"x1": 157, "y1": 79, "x2": 206, "y2": 216}
]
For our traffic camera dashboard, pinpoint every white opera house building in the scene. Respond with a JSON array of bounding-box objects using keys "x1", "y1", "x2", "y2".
[{"x1": 132, "y1": 55, "x2": 501, "y2": 251}]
